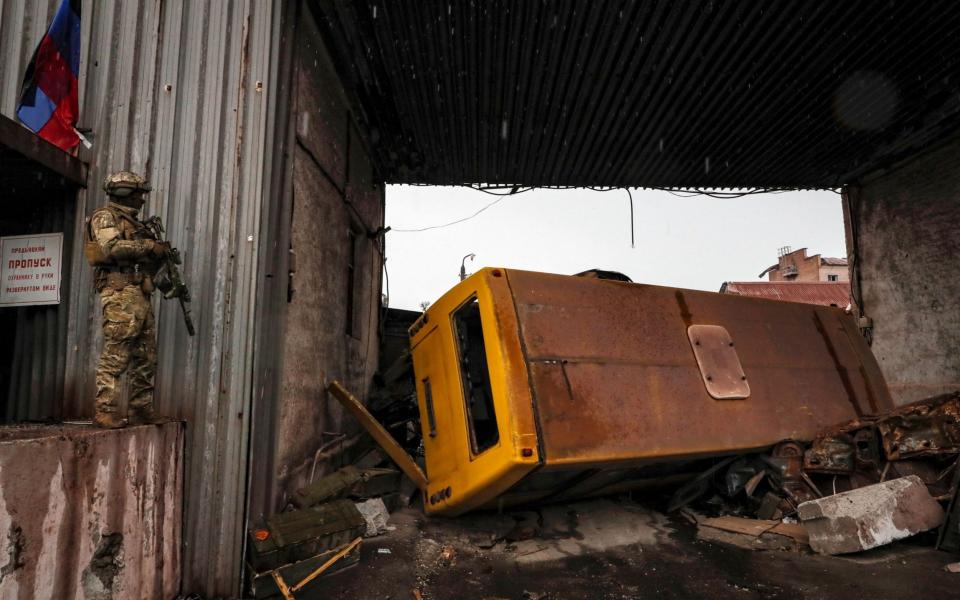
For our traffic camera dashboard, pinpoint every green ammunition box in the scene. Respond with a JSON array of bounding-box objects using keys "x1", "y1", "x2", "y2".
[
  {"x1": 291, "y1": 466, "x2": 364, "y2": 509},
  {"x1": 248, "y1": 499, "x2": 366, "y2": 571}
]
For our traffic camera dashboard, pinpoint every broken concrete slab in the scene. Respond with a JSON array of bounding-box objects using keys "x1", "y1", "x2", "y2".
[
  {"x1": 798, "y1": 475, "x2": 945, "y2": 555},
  {"x1": 356, "y1": 498, "x2": 391, "y2": 537}
]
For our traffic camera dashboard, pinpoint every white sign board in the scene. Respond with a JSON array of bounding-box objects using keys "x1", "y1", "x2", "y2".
[{"x1": 0, "y1": 233, "x2": 64, "y2": 307}]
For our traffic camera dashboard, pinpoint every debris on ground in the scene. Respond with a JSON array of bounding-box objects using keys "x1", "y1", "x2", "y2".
[
  {"x1": 938, "y1": 449, "x2": 960, "y2": 552},
  {"x1": 654, "y1": 392, "x2": 960, "y2": 561},
  {"x1": 799, "y1": 475, "x2": 945, "y2": 555},
  {"x1": 505, "y1": 510, "x2": 542, "y2": 542},
  {"x1": 438, "y1": 545, "x2": 457, "y2": 566},
  {"x1": 696, "y1": 515, "x2": 809, "y2": 552},
  {"x1": 944, "y1": 561, "x2": 960, "y2": 573},
  {"x1": 249, "y1": 536, "x2": 362, "y2": 598},
  {"x1": 356, "y1": 498, "x2": 392, "y2": 537},
  {"x1": 273, "y1": 377, "x2": 960, "y2": 598}
]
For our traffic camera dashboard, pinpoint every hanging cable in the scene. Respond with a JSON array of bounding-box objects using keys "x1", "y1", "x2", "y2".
[
  {"x1": 389, "y1": 184, "x2": 840, "y2": 233},
  {"x1": 390, "y1": 194, "x2": 510, "y2": 232}
]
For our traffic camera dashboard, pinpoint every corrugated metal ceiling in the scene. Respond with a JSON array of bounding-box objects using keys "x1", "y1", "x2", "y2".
[{"x1": 315, "y1": 0, "x2": 960, "y2": 188}]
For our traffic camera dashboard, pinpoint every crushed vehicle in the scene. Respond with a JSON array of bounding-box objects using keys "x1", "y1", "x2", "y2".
[
  {"x1": 262, "y1": 267, "x2": 956, "y2": 596},
  {"x1": 403, "y1": 268, "x2": 894, "y2": 516}
]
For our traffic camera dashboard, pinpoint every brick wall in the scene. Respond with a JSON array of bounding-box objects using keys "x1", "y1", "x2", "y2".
[{"x1": 769, "y1": 248, "x2": 822, "y2": 281}]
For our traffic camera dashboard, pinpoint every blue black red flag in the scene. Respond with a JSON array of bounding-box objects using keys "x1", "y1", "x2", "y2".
[{"x1": 16, "y1": 0, "x2": 83, "y2": 152}]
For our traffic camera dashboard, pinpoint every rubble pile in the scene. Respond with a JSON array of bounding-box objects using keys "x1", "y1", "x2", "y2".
[
  {"x1": 243, "y1": 386, "x2": 960, "y2": 597},
  {"x1": 674, "y1": 392, "x2": 960, "y2": 556},
  {"x1": 246, "y1": 462, "x2": 409, "y2": 598}
]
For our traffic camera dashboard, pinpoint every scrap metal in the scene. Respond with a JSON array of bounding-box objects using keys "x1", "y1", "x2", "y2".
[{"x1": 877, "y1": 392, "x2": 960, "y2": 460}]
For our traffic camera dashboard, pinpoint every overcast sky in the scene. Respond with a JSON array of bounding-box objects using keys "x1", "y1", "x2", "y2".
[{"x1": 383, "y1": 186, "x2": 846, "y2": 311}]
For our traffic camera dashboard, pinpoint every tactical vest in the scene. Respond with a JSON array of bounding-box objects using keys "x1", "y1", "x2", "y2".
[{"x1": 84, "y1": 206, "x2": 150, "y2": 267}]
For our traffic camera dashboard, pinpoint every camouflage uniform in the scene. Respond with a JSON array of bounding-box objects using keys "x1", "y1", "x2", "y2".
[{"x1": 88, "y1": 172, "x2": 165, "y2": 428}]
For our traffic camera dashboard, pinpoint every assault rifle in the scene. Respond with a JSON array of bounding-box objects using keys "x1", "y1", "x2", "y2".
[{"x1": 142, "y1": 216, "x2": 196, "y2": 336}]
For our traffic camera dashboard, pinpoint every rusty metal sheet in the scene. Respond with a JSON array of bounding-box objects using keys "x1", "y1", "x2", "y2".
[
  {"x1": 507, "y1": 270, "x2": 892, "y2": 467},
  {"x1": 877, "y1": 391, "x2": 960, "y2": 460},
  {"x1": 687, "y1": 324, "x2": 750, "y2": 400}
]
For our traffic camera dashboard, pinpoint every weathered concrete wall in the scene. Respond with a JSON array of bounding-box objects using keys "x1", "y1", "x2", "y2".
[
  {"x1": 273, "y1": 9, "x2": 384, "y2": 505},
  {"x1": 0, "y1": 423, "x2": 183, "y2": 599},
  {"x1": 845, "y1": 135, "x2": 960, "y2": 404}
]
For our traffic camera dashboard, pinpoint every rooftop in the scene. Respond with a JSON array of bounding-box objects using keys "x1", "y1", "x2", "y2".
[{"x1": 720, "y1": 281, "x2": 852, "y2": 307}]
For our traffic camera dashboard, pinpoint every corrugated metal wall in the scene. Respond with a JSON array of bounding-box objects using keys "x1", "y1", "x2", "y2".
[
  {"x1": 0, "y1": 1, "x2": 283, "y2": 595},
  {"x1": 2, "y1": 187, "x2": 76, "y2": 422}
]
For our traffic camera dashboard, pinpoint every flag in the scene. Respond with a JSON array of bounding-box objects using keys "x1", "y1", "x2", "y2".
[{"x1": 16, "y1": 0, "x2": 82, "y2": 152}]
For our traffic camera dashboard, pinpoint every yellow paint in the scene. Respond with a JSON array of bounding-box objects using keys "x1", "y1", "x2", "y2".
[
  {"x1": 409, "y1": 267, "x2": 890, "y2": 516},
  {"x1": 411, "y1": 268, "x2": 540, "y2": 516}
]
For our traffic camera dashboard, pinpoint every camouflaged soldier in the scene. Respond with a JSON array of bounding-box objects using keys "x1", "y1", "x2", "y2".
[{"x1": 85, "y1": 171, "x2": 169, "y2": 428}]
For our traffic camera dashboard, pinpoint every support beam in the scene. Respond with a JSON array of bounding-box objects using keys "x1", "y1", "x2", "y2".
[
  {"x1": 327, "y1": 380, "x2": 428, "y2": 492},
  {"x1": 0, "y1": 114, "x2": 87, "y2": 186}
]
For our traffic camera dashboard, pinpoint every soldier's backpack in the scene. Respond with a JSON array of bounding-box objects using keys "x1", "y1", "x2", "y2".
[{"x1": 84, "y1": 214, "x2": 112, "y2": 266}]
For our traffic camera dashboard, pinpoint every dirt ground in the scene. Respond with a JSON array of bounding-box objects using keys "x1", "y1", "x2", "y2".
[{"x1": 300, "y1": 496, "x2": 959, "y2": 600}]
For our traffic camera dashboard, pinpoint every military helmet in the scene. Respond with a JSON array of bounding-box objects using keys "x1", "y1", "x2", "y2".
[{"x1": 103, "y1": 170, "x2": 152, "y2": 197}]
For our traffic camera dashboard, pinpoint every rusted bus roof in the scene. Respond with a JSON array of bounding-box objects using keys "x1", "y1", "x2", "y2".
[
  {"x1": 312, "y1": 0, "x2": 960, "y2": 188},
  {"x1": 720, "y1": 281, "x2": 852, "y2": 307}
]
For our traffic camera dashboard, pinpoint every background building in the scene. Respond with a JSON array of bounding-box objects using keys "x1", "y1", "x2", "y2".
[
  {"x1": 759, "y1": 247, "x2": 849, "y2": 282},
  {"x1": 721, "y1": 246, "x2": 853, "y2": 307},
  {"x1": 720, "y1": 281, "x2": 852, "y2": 308}
]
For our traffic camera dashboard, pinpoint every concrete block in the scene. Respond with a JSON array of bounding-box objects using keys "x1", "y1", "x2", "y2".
[
  {"x1": 0, "y1": 423, "x2": 183, "y2": 600},
  {"x1": 798, "y1": 475, "x2": 945, "y2": 555},
  {"x1": 356, "y1": 498, "x2": 391, "y2": 537}
]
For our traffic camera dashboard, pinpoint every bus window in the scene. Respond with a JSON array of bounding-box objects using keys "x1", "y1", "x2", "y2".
[{"x1": 453, "y1": 297, "x2": 499, "y2": 454}]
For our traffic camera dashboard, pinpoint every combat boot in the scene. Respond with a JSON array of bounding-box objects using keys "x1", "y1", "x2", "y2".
[{"x1": 94, "y1": 411, "x2": 126, "y2": 429}]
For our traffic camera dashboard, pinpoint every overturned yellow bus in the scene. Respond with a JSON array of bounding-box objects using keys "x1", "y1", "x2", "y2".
[{"x1": 409, "y1": 268, "x2": 892, "y2": 516}]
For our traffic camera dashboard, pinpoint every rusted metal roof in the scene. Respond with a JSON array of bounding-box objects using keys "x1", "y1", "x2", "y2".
[
  {"x1": 820, "y1": 257, "x2": 848, "y2": 266},
  {"x1": 313, "y1": 0, "x2": 960, "y2": 188},
  {"x1": 720, "y1": 281, "x2": 852, "y2": 307}
]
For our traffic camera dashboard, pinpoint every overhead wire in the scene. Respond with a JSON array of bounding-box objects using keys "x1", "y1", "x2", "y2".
[{"x1": 388, "y1": 184, "x2": 840, "y2": 233}]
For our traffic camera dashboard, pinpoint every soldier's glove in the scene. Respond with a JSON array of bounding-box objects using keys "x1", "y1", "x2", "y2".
[{"x1": 150, "y1": 240, "x2": 171, "y2": 258}]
